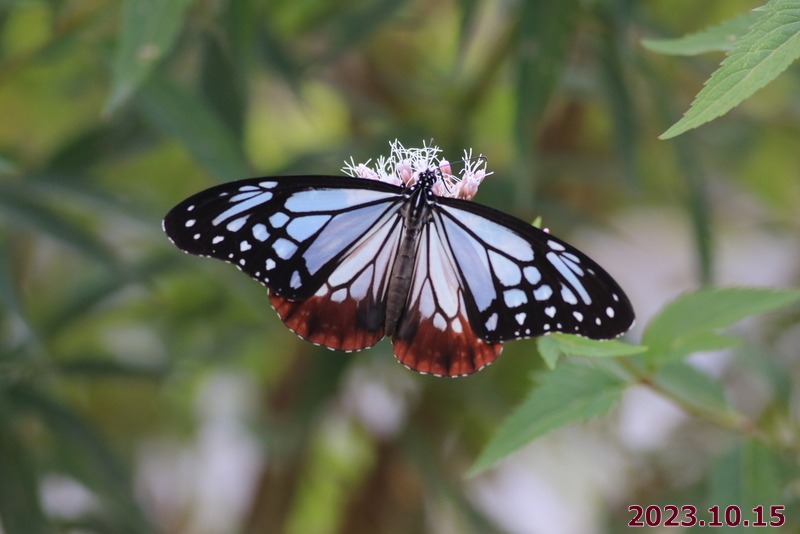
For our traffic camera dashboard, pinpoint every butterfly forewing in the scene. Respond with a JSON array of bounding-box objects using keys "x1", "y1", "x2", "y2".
[
  {"x1": 436, "y1": 198, "x2": 634, "y2": 343},
  {"x1": 163, "y1": 176, "x2": 403, "y2": 301}
]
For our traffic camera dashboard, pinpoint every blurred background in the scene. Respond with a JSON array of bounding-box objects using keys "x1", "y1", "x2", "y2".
[{"x1": 1, "y1": 0, "x2": 799, "y2": 533}]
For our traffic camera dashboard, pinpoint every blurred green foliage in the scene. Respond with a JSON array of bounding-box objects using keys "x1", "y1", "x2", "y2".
[{"x1": 0, "y1": 0, "x2": 798, "y2": 533}]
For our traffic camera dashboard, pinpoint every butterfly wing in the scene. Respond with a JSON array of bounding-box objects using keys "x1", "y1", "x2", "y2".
[
  {"x1": 163, "y1": 176, "x2": 405, "y2": 351},
  {"x1": 434, "y1": 197, "x2": 635, "y2": 343},
  {"x1": 390, "y1": 214, "x2": 502, "y2": 377}
]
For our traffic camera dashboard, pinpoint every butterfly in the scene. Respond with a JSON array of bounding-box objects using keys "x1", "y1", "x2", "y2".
[{"x1": 163, "y1": 157, "x2": 634, "y2": 377}]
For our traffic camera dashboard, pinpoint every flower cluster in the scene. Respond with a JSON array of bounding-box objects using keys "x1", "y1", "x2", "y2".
[{"x1": 342, "y1": 140, "x2": 491, "y2": 200}]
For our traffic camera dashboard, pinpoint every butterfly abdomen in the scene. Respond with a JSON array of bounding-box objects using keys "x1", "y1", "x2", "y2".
[{"x1": 385, "y1": 185, "x2": 432, "y2": 336}]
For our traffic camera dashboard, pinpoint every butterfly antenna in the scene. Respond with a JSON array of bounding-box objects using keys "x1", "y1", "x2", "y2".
[{"x1": 434, "y1": 166, "x2": 454, "y2": 193}]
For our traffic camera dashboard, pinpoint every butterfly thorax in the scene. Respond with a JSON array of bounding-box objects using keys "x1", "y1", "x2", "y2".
[{"x1": 384, "y1": 170, "x2": 438, "y2": 336}]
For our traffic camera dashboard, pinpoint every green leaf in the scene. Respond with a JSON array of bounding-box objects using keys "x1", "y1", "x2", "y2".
[
  {"x1": 514, "y1": 0, "x2": 580, "y2": 139},
  {"x1": 655, "y1": 362, "x2": 729, "y2": 414},
  {"x1": 137, "y1": 75, "x2": 250, "y2": 180},
  {"x1": 105, "y1": 0, "x2": 192, "y2": 114},
  {"x1": 469, "y1": 363, "x2": 625, "y2": 476},
  {"x1": 642, "y1": 10, "x2": 761, "y2": 55},
  {"x1": 537, "y1": 334, "x2": 646, "y2": 368},
  {"x1": 0, "y1": 182, "x2": 118, "y2": 267},
  {"x1": 9, "y1": 387, "x2": 152, "y2": 533},
  {"x1": 643, "y1": 287, "x2": 800, "y2": 362},
  {"x1": 0, "y1": 154, "x2": 17, "y2": 175},
  {"x1": 537, "y1": 336, "x2": 562, "y2": 369},
  {"x1": 709, "y1": 440, "x2": 782, "y2": 522},
  {"x1": 661, "y1": 0, "x2": 800, "y2": 139},
  {"x1": 0, "y1": 397, "x2": 51, "y2": 534},
  {"x1": 597, "y1": 5, "x2": 641, "y2": 187}
]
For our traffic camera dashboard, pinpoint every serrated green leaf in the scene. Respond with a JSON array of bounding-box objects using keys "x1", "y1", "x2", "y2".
[
  {"x1": 105, "y1": 0, "x2": 192, "y2": 114},
  {"x1": 655, "y1": 362, "x2": 729, "y2": 414},
  {"x1": 653, "y1": 331, "x2": 741, "y2": 362},
  {"x1": 642, "y1": 10, "x2": 761, "y2": 55},
  {"x1": 710, "y1": 440, "x2": 782, "y2": 521},
  {"x1": 643, "y1": 287, "x2": 800, "y2": 361},
  {"x1": 469, "y1": 363, "x2": 625, "y2": 476},
  {"x1": 661, "y1": 0, "x2": 800, "y2": 139},
  {"x1": 537, "y1": 336, "x2": 562, "y2": 369},
  {"x1": 538, "y1": 334, "x2": 646, "y2": 360}
]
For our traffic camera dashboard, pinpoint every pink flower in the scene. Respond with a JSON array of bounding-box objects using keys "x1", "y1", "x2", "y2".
[{"x1": 341, "y1": 140, "x2": 492, "y2": 200}]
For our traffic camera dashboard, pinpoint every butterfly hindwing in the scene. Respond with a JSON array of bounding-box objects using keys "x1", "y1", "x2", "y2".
[
  {"x1": 270, "y1": 202, "x2": 404, "y2": 351},
  {"x1": 391, "y1": 216, "x2": 502, "y2": 376},
  {"x1": 164, "y1": 176, "x2": 406, "y2": 351},
  {"x1": 436, "y1": 198, "x2": 634, "y2": 343}
]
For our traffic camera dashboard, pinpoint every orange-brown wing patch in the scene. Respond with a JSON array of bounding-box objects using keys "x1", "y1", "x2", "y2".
[
  {"x1": 269, "y1": 291, "x2": 385, "y2": 352},
  {"x1": 390, "y1": 220, "x2": 503, "y2": 377},
  {"x1": 391, "y1": 310, "x2": 502, "y2": 376}
]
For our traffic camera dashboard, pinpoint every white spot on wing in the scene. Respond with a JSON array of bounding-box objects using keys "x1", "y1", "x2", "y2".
[
  {"x1": 547, "y1": 240, "x2": 566, "y2": 251},
  {"x1": 273, "y1": 238, "x2": 297, "y2": 259},
  {"x1": 515, "y1": 312, "x2": 526, "y2": 325},
  {"x1": 503, "y1": 288, "x2": 527, "y2": 307},
  {"x1": 606, "y1": 307, "x2": 615, "y2": 318},
  {"x1": 419, "y1": 281, "x2": 436, "y2": 318},
  {"x1": 561, "y1": 285, "x2": 578, "y2": 305},
  {"x1": 212, "y1": 236, "x2": 224, "y2": 244},
  {"x1": 452, "y1": 317, "x2": 463, "y2": 333},
  {"x1": 227, "y1": 215, "x2": 250, "y2": 232},
  {"x1": 240, "y1": 241, "x2": 251, "y2": 251},
  {"x1": 524, "y1": 266, "x2": 541, "y2": 284},
  {"x1": 286, "y1": 215, "x2": 332, "y2": 242},
  {"x1": 290, "y1": 270, "x2": 302, "y2": 289},
  {"x1": 545, "y1": 306, "x2": 556, "y2": 318},
  {"x1": 315, "y1": 284, "x2": 329, "y2": 297},
  {"x1": 489, "y1": 251, "x2": 522, "y2": 286},
  {"x1": 185, "y1": 219, "x2": 196, "y2": 227},
  {"x1": 331, "y1": 288, "x2": 347, "y2": 302},
  {"x1": 485, "y1": 312, "x2": 498, "y2": 331},
  {"x1": 350, "y1": 265, "x2": 373, "y2": 299},
  {"x1": 533, "y1": 285, "x2": 552, "y2": 301},
  {"x1": 252, "y1": 223, "x2": 269, "y2": 242},
  {"x1": 269, "y1": 212, "x2": 289, "y2": 228},
  {"x1": 573, "y1": 311, "x2": 583, "y2": 322}
]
